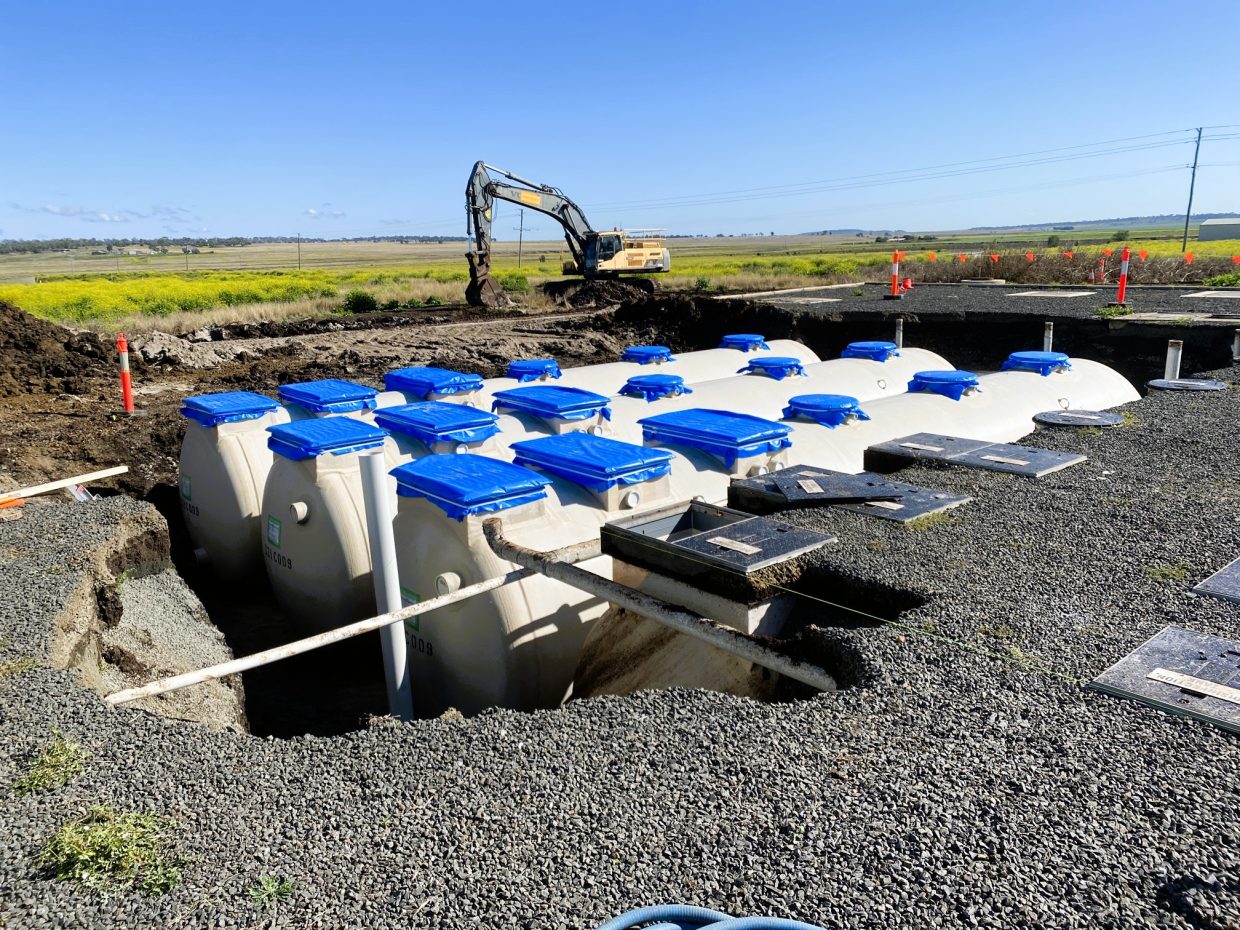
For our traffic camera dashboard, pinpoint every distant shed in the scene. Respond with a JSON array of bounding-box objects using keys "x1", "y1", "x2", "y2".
[{"x1": 1199, "y1": 218, "x2": 1240, "y2": 241}]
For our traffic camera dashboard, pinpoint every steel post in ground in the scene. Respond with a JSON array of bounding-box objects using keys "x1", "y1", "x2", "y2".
[
  {"x1": 359, "y1": 450, "x2": 413, "y2": 720},
  {"x1": 1165, "y1": 340, "x2": 1184, "y2": 381}
]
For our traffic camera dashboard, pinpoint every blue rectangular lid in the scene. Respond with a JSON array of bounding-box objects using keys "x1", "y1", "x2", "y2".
[
  {"x1": 180, "y1": 391, "x2": 279, "y2": 427},
  {"x1": 267, "y1": 418, "x2": 388, "y2": 461},
  {"x1": 511, "y1": 433, "x2": 673, "y2": 492},
  {"x1": 277, "y1": 379, "x2": 378, "y2": 414},
  {"x1": 384, "y1": 366, "x2": 483, "y2": 397},
  {"x1": 639, "y1": 408, "x2": 792, "y2": 467},
  {"x1": 391, "y1": 454, "x2": 550, "y2": 520},
  {"x1": 492, "y1": 385, "x2": 612, "y2": 422},
  {"x1": 373, "y1": 402, "x2": 500, "y2": 447}
]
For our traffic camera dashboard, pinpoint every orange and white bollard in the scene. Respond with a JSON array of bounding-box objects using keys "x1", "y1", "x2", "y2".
[
  {"x1": 1096, "y1": 257, "x2": 1106, "y2": 284},
  {"x1": 1116, "y1": 246, "x2": 1131, "y2": 305},
  {"x1": 885, "y1": 251, "x2": 902, "y2": 300},
  {"x1": 117, "y1": 332, "x2": 135, "y2": 415}
]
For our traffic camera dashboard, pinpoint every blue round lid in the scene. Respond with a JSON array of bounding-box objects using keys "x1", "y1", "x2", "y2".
[
  {"x1": 841, "y1": 340, "x2": 900, "y2": 362},
  {"x1": 621, "y1": 345, "x2": 674, "y2": 364},
  {"x1": 719, "y1": 333, "x2": 770, "y2": 352},
  {"x1": 506, "y1": 358, "x2": 562, "y2": 381},
  {"x1": 782, "y1": 393, "x2": 870, "y2": 429},
  {"x1": 739, "y1": 356, "x2": 805, "y2": 380},
  {"x1": 619, "y1": 373, "x2": 691, "y2": 402},
  {"x1": 1002, "y1": 351, "x2": 1071, "y2": 376},
  {"x1": 908, "y1": 369, "x2": 980, "y2": 400}
]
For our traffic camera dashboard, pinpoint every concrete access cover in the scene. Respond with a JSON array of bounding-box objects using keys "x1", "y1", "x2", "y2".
[
  {"x1": 1147, "y1": 378, "x2": 1228, "y2": 392},
  {"x1": 1034, "y1": 410, "x2": 1125, "y2": 428},
  {"x1": 1194, "y1": 556, "x2": 1240, "y2": 605},
  {"x1": 865, "y1": 433, "x2": 1087, "y2": 477},
  {"x1": 1090, "y1": 626, "x2": 1240, "y2": 734},
  {"x1": 729, "y1": 465, "x2": 971, "y2": 523},
  {"x1": 1006, "y1": 291, "x2": 1095, "y2": 298},
  {"x1": 1181, "y1": 291, "x2": 1240, "y2": 298}
]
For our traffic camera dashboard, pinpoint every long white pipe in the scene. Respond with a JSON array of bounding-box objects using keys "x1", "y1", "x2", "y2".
[
  {"x1": 359, "y1": 450, "x2": 412, "y2": 720},
  {"x1": 104, "y1": 568, "x2": 535, "y2": 705}
]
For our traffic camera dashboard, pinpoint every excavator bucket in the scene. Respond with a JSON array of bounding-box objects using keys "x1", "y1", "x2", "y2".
[{"x1": 465, "y1": 254, "x2": 510, "y2": 309}]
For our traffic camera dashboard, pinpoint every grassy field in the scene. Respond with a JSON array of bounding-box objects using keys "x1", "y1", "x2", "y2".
[{"x1": 1, "y1": 230, "x2": 1237, "y2": 331}]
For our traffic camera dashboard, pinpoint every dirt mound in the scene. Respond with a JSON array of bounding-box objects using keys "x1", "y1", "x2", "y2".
[
  {"x1": 0, "y1": 302, "x2": 114, "y2": 397},
  {"x1": 543, "y1": 278, "x2": 656, "y2": 308}
]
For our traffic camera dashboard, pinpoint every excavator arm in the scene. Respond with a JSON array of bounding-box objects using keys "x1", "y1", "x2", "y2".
[{"x1": 466, "y1": 161, "x2": 597, "y2": 308}]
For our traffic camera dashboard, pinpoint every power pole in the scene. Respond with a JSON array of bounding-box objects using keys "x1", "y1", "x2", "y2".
[
  {"x1": 296, "y1": 232, "x2": 302, "y2": 270},
  {"x1": 1181, "y1": 127, "x2": 1203, "y2": 253},
  {"x1": 513, "y1": 210, "x2": 525, "y2": 268}
]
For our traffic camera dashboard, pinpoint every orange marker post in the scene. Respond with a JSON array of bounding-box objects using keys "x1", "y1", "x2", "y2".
[
  {"x1": 117, "y1": 332, "x2": 134, "y2": 415},
  {"x1": 1097, "y1": 257, "x2": 1106, "y2": 284},
  {"x1": 885, "y1": 250, "x2": 902, "y2": 300},
  {"x1": 1185, "y1": 252, "x2": 1195, "y2": 265},
  {"x1": 1116, "y1": 246, "x2": 1130, "y2": 306}
]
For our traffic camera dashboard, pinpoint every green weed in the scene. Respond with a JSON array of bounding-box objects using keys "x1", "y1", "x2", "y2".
[
  {"x1": 906, "y1": 512, "x2": 951, "y2": 531},
  {"x1": 0, "y1": 656, "x2": 39, "y2": 679},
  {"x1": 1093, "y1": 304, "x2": 1132, "y2": 319},
  {"x1": 978, "y1": 624, "x2": 1016, "y2": 640},
  {"x1": 37, "y1": 806, "x2": 185, "y2": 894},
  {"x1": 249, "y1": 875, "x2": 294, "y2": 909},
  {"x1": 1143, "y1": 563, "x2": 1189, "y2": 583},
  {"x1": 13, "y1": 731, "x2": 90, "y2": 795}
]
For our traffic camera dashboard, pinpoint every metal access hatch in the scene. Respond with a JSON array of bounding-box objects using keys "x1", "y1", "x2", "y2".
[
  {"x1": 865, "y1": 432, "x2": 1087, "y2": 477},
  {"x1": 1193, "y1": 556, "x2": 1240, "y2": 605},
  {"x1": 601, "y1": 501, "x2": 833, "y2": 582},
  {"x1": 729, "y1": 465, "x2": 971, "y2": 523},
  {"x1": 1089, "y1": 626, "x2": 1240, "y2": 734}
]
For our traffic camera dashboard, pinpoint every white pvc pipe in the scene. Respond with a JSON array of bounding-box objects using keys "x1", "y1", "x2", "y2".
[
  {"x1": 360, "y1": 450, "x2": 413, "y2": 720},
  {"x1": 894, "y1": 318, "x2": 904, "y2": 348},
  {"x1": 1232, "y1": 329, "x2": 1239, "y2": 362},
  {"x1": 1043, "y1": 322, "x2": 1054, "y2": 352},
  {"x1": 1165, "y1": 340, "x2": 1184, "y2": 380}
]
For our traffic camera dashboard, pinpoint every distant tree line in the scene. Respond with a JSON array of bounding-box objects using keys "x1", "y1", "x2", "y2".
[{"x1": 0, "y1": 235, "x2": 467, "y2": 255}]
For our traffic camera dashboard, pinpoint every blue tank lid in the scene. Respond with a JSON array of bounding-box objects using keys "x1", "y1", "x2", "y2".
[
  {"x1": 638, "y1": 408, "x2": 792, "y2": 467},
  {"x1": 841, "y1": 340, "x2": 900, "y2": 362},
  {"x1": 384, "y1": 366, "x2": 483, "y2": 398},
  {"x1": 907, "y1": 370, "x2": 981, "y2": 401},
  {"x1": 373, "y1": 402, "x2": 500, "y2": 447},
  {"x1": 492, "y1": 385, "x2": 612, "y2": 422},
  {"x1": 267, "y1": 418, "x2": 388, "y2": 461},
  {"x1": 719, "y1": 333, "x2": 770, "y2": 352},
  {"x1": 619, "y1": 373, "x2": 693, "y2": 402},
  {"x1": 180, "y1": 391, "x2": 279, "y2": 428},
  {"x1": 505, "y1": 358, "x2": 562, "y2": 382},
  {"x1": 782, "y1": 393, "x2": 871, "y2": 429},
  {"x1": 391, "y1": 454, "x2": 550, "y2": 521},
  {"x1": 277, "y1": 379, "x2": 378, "y2": 414},
  {"x1": 621, "y1": 345, "x2": 675, "y2": 364},
  {"x1": 737, "y1": 356, "x2": 806, "y2": 380},
  {"x1": 511, "y1": 433, "x2": 674, "y2": 493},
  {"x1": 1001, "y1": 351, "x2": 1072, "y2": 376}
]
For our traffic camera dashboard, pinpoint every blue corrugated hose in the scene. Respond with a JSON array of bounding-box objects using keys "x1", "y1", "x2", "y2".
[{"x1": 595, "y1": 905, "x2": 830, "y2": 930}]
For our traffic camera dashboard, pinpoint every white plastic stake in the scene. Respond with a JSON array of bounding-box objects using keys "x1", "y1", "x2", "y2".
[
  {"x1": 894, "y1": 317, "x2": 904, "y2": 348},
  {"x1": 1232, "y1": 329, "x2": 1239, "y2": 362},
  {"x1": 1164, "y1": 340, "x2": 1184, "y2": 381},
  {"x1": 1043, "y1": 321, "x2": 1054, "y2": 352},
  {"x1": 359, "y1": 450, "x2": 413, "y2": 720}
]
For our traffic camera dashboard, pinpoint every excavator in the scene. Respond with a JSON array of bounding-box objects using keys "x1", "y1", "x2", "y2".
[{"x1": 464, "y1": 161, "x2": 671, "y2": 307}]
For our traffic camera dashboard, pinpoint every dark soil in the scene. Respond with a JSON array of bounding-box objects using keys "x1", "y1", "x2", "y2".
[
  {"x1": 0, "y1": 301, "x2": 118, "y2": 398},
  {"x1": 543, "y1": 278, "x2": 656, "y2": 308}
]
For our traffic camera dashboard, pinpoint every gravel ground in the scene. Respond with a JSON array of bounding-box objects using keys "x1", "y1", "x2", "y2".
[
  {"x1": 740, "y1": 282, "x2": 1240, "y2": 320},
  {"x1": 2, "y1": 361, "x2": 1239, "y2": 928}
]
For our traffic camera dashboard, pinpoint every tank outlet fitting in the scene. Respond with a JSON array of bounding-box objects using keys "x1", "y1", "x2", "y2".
[
  {"x1": 289, "y1": 501, "x2": 311, "y2": 524},
  {"x1": 747, "y1": 465, "x2": 770, "y2": 478},
  {"x1": 621, "y1": 491, "x2": 641, "y2": 510},
  {"x1": 435, "y1": 572, "x2": 463, "y2": 596}
]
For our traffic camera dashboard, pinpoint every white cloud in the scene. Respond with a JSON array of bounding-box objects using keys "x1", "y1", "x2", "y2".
[{"x1": 305, "y1": 205, "x2": 346, "y2": 220}]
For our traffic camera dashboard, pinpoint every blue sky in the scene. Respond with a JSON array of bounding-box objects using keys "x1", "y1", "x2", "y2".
[{"x1": 4, "y1": 0, "x2": 1238, "y2": 241}]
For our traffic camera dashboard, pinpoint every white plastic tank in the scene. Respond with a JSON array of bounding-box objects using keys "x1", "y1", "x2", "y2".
[
  {"x1": 177, "y1": 378, "x2": 380, "y2": 584},
  {"x1": 178, "y1": 392, "x2": 291, "y2": 583},
  {"x1": 374, "y1": 334, "x2": 821, "y2": 410}
]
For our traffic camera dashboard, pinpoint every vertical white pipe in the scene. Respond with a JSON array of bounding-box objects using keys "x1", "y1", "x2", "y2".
[
  {"x1": 359, "y1": 450, "x2": 413, "y2": 720},
  {"x1": 1164, "y1": 340, "x2": 1184, "y2": 381},
  {"x1": 1043, "y1": 321, "x2": 1054, "y2": 352},
  {"x1": 894, "y1": 317, "x2": 904, "y2": 348},
  {"x1": 1232, "y1": 329, "x2": 1239, "y2": 362}
]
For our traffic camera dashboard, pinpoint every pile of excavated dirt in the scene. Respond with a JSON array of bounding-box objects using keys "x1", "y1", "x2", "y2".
[
  {"x1": 0, "y1": 302, "x2": 116, "y2": 398},
  {"x1": 543, "y1": 278, "x2": 656, "y2": 308}
]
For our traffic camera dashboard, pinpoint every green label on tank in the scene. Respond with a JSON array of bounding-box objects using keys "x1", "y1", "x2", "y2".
[
  {"x1": 400, "y1": 587, "x2": 421, "y2": 630},
  {"x1": 266, "y1": 515, "x2": 282, "y2": 548},
  {"x1": 180, "y1": 474, "x2": 191, "y2": 501}
]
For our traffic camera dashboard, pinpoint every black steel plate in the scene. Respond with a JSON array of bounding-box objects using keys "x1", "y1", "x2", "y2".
[
  {"x1": 1034, "y1": 410, "x2": 1124, "y2": 428},
  {"x1": 770, "y1": 470, "x2": 901, "y2": 504},
  {"x1": 1194, "y1": 556, "x2": 1240, "y2": 605},
  {"x1": 1089, "y1": 626, "x2": 1240, "y2": 734},
  {"x1": 865, "y1": 432, "x2": 1086, "y2": 477},
  {"x1": 671, "y1": 517, "x2": 833, "y2": 573},
  {"x1": 1147, "y1": 378, "x2": 1228, "y2": 392},
  {"x1": 729, "y1": 466, "x2": 971, "y2": 523}
]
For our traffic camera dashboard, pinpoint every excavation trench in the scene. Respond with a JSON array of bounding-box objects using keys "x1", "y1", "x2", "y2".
[{"x1": 115, "y1": 297, "x2": 1228, "y2": 736}]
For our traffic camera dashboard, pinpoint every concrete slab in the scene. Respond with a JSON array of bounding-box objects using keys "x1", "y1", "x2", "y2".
[
  {"x1": 1006, "y1": 291, "x2": 1095, "y2": 298},
  {"x1": 1181, "y1": 291, "x2": 1240, "y2": 298}
]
